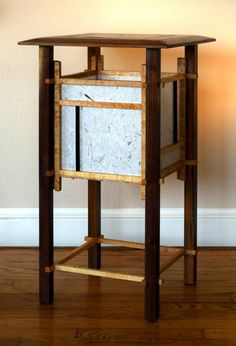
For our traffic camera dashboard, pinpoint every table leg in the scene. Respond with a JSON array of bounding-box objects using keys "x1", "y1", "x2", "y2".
[
  {"x1": 39, "y1": 46, "x2": 54, "y2": 303},
  {"x1": 87, "y1": 47, "x2": 102, "y2": 269},
  {"x1": 184, "y1": 45, "x2": 198, "y2": 285},
  {"x1": 145, "y1": 48, "x2": 161, "y2": 321},
  {"x1": 88, "y1": 181, "x2": 101, "y2": 269}
]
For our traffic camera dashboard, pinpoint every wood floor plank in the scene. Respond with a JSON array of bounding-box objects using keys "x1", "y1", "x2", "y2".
[{"x1": 0, "y1": 248, "x2": 236, "y2": 345}]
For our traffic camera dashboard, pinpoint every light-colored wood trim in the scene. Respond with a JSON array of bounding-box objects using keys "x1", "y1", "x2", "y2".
[
  {"x1": 185, "y1": 160, "x2": 197, "y2": 166},
  {"x1": 60, "y1": 78, "x2": 142, "y2": 88},
  {"x1": 55, "y1": 264, "x2": 145, "y2": 283},
  {"x1": 186, "y1": 73, "x2": 198, "y2": 79},
  {"x1": 161, "y1": 141, "x2": 184, "y2": 155},
  {"x1": 45, "y1": 238, "x2": 98, "y2": 273},
  {"x1": 177, "y1": 58, "x2": 186, "y2": 181},
  {"x1": 44, "y1": 169, "x2": 55, "y2": 177},
  {"x1": 98, "y1": 70, "x2": 141, "y2": 77},
  {"x1": 58, "y1": 99, "x2": 141, "y2": 110},
  {"x1": 160, "y1": 160, "x2": 184, "y2": 178},
  {"x1": 59, "y1": 169, "x2": 142, "y2": 184},
  {"x1": 161, "y1": 73, "x2": 185, "y2": 83},
  {"x1": 54, "y1": 61, "x2": 62, "y2": 191},
  {"x1": 141, "y1": 64, "x2": 146, "y2": 201},
  {"x1": 85, "y1": 236, "x2": 145, "y2": 250},
  {"x1": 160, "y1": 249, "x2": 185, "y2": 274},
  {"x1": 60, "y1": 70, "x2": 97, "y2": 79},
  {"x1": 44, "y1": 78, "x2": 55, "y2": 85},
  {"x1": 185, "y1": 249, "x2": 197, "y2": 256}
]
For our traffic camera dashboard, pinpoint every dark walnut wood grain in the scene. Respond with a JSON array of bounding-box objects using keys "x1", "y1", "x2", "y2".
[
  {"x1": 39, "y1": 46, "x2": 54, "y2": 303},
  {"x1": 184, "y1": 45, "x2": 198, "y2": 285},
  {"x1": 18, "y1": 33, "x2": 215, "y2": 48},
  {"x1": 145, "y1": 49, "x2": 161, "y2": 321}
]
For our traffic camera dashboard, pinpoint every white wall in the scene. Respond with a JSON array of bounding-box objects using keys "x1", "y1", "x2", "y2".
[{"x1": 0, "y1": 0, "x2": 236, "y2": 245}]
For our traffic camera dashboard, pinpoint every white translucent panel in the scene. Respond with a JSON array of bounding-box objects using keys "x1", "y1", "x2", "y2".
[
  {"x1": 80, "y1": 108, "x2": 141, "y2": 176},
  {"x1": 61, "y1": 74, "x2": 179, "y2": 176},
  {"x1": 62, "y1": 84, "x2": 141, "y2": 104},
  {"x1": 61, "y1": 106, "x2": 76, "y2": 170}
]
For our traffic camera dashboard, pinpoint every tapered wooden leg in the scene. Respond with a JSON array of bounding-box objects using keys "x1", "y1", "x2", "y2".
[
  {"x1": 39, "y1": 46, "x2": 54, "y2": 303},
  {"x1": 184, "y1": 45, "x2": 198, "y2": 285},
  {"x1": 88, "y1": 181, "x2": 101, "y2": 269},
  {"x1": 145, "y1": 48, "x2": 161, "y2": 321},
  {"x1": 87, "y1": 47, "x2": 102, "y2": 269}
]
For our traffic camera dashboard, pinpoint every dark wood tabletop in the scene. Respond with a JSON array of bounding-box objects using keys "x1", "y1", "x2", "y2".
[{"x1": 18, "y1": 33, "x2": 215, "y2": 48}]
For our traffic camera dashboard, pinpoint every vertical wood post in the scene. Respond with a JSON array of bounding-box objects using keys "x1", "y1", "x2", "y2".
[
  {"x1": 184, "y1": 45, "x2": 198, "y2": 285},
  {"x1": 88, "y1": 181, "x2": 101, "y2": 268},
  {"x1": 87, "y1": 47, "x2": 102, "y2": 269},
  {"x1": 145, "y1": 48, "x2": 161, "y2": 321},
  {"x1": 39, "y1": 46, "x2": 54, "y2": 303}
]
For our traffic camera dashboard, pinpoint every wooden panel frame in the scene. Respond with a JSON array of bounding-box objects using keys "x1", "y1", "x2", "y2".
[
  {"x1": 58, "y1": 99, "x2": 142, "y2": 110},
  {"x1": 59, "y1": 169, "x2": 142, "y2": 184},
  {"x1": 54, "y1": 60, "x2": 186, "y2": 185}
]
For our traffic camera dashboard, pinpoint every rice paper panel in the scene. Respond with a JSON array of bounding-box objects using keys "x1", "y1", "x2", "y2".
[{"x1": 79, "y1": 107, "x2": 141, "y2": 176}]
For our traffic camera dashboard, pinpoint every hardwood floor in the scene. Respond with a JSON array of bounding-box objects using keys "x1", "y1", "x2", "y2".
[{"x1": 0, "y1": 248, "x2": 236, "y2": 345}]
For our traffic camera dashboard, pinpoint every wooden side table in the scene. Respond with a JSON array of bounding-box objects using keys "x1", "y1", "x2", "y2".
[{"x1": 18, "y1": 33, "x2": 215, "y2": 321}]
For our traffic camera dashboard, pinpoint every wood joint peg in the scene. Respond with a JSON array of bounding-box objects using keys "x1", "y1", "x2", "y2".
[
  {"x1": 142, "y1": 278, "x2": 164, "y2": 287},
  {"x1": 185, "y1": 160, "x2": 197, "y2": 166},
  {"x1": 44, "y1": 78, "x2": 55, "y2": 85},
  {"x1": 45, "y1": 265, "x2": 55, "y2": 273},
  {"x1": 44, "y1": 169, "x2": 55, "y2": 177},
  {"x1": 185, "y1": 249, "x2": 197, "y2": 256},
  {"x1": 186, "y1": 73, "x2": 198, "y2": 80}
]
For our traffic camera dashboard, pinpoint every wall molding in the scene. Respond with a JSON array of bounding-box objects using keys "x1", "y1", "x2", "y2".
[{"x1": 0, "y1": 208, "x2": 235, "y2": 246}]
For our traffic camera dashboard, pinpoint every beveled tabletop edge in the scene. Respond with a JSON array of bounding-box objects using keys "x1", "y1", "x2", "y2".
[{"x1": 18, "y1": 33, "x2": 216, "y2": 48}]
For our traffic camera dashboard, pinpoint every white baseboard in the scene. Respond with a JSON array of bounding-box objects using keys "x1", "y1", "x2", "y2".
[{"x1": 0, "y1": 208, "x2": 235, "y2": 246}]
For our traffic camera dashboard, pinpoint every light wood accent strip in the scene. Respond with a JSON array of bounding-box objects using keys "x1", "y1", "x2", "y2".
[
  {"x1": 85, "y1": 236, "x2": 145, "y2": 250},
  {"x1": 186, "y1": 160, "x2": 197, "y2": 166},
  {"x1": 45, "y1": 238, "x2": 98, "y2": 273},
  {"x1": 160, "y1": 249, "x2": 185, "y2": 274},
  {"x1": 161, "y1": 73, "x2": 185, "y2": 83},
  {"x1": 54, "y1": 61, "x2": 62, "y2": 191},
  {"x1": 141, "y1": 64, "x2": 146, "y2": 200},
  {"x1": 61, "y1": 70, "x2": 97, "y2": 79},
  {"x1": 185, "y1": 249, "x2": 197, "y2": 256},
  {"x1": 99, "y1": 70, "x2": 141, "y2": 77},
  {"x1": 58, "y1": 100, "x2": 141, "y2": 110},
  {"x1": 44, "y1": 169, "x2": 55, "y2": 177},
  {"x1": 160, "y1": 160, "x2": 184, "y2": 178},
  {"x1": 161, "y1": 141, "x2": 184, "y2": 155},
  {"x1": 60, "y1": 78, "x2": 142, "y2": 88},
  {"x1": 44, "y1": 78, "x2": 55, "y2": 85},
  {"x1": 59, "y1": 169, "x2": 142, "y2": 184},
  {"x1": 186, "y1": 73, "x2": 198, "y2": 79},
  {"x1": 55, "y1": 264, "x2": 145, "y2": 283}
]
